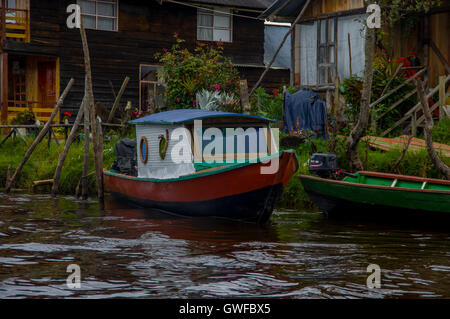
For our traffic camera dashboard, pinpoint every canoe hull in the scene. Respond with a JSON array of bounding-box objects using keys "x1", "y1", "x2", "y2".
[
  {"x1": 104, "y1": 151, "x2": 298, "y2": 223},
  {"x1": 299, "y1": 174, "x2": 450, "y2": 215}
]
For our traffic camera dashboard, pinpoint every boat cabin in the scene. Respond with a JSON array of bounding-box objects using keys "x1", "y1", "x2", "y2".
[{"x1": 128, "y1": 109, "x2": 279, "y2": 180}]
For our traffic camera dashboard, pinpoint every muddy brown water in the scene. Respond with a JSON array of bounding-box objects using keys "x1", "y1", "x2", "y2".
[{"x1": 0, "y1": 193, "x2": 449, "y2": 299}]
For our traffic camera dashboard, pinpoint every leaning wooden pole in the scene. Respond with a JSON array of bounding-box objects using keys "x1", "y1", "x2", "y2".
[
  {"x1": 4, "y1": 78, "x2": 75, "y2": 193},
  {"x1": 51, "y1": 98, "x2": 85, "y2": 196},
  {"x1": 249, "y1": 0, "x2": 311, "y2": 96},
  {"x1": 97, "y1": 117, "x2": 104, "y2": 208},
  {"x1": 416, "y1": 79, "x2": 450, "y2": 179},
  {"x1": 80, "y1": 21, "x2": 104, "y2": 204},
  {"x1": 81, "y1": 84, "x2": 90, "y2": 200},
  {"x1": 107, "y1": 76, "x2": 130, "y2": 123}
]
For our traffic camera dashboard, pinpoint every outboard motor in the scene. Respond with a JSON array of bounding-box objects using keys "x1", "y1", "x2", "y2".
[
  {"x1": 111, "y1": 138, "x2": 137, "y2": 176},
  {"x1": 309, "y1": 153, "x2": 338, "y2": 179}
]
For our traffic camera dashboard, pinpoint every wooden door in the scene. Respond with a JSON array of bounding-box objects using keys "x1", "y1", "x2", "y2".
[{"x1": 38, "y1": 61, "x2": 56, "y2": 112}]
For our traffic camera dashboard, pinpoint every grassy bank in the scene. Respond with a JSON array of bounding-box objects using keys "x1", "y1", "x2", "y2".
[{"x1": 0, "y1": 133, "x2": 121, "y2": 195}]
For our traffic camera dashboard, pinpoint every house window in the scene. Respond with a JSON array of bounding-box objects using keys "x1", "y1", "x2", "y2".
[
  {"x1": 197, "y1": 8, "x2": 232, "y2": 42},
  {"x1": 77, "y1": 0, "x2": 118, "y2": 31},
  {"x1": 298, "y1": 14, "x2": 365, "y2": 86},
  {"x1": 139, "y1": 64, "x2": 165, "y2": 112}
]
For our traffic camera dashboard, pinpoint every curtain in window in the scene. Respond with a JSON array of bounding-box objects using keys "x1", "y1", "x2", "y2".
[
  {"x1": 299, "y1": 21, "x2": 318, "y2": 86},
  {"x1": 197, "y1": 28, "x2": 212, "y2": 41},
  {"x1": 197, "y1": 8, "x2": 231, "y2": 42},
  {"x1": 337, "y1": 14, "x2": 366, "y2": 80}
]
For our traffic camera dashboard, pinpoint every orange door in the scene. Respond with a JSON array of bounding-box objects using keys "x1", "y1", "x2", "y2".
[{"x1": 37, "y1": 61, "x2": 56, "y2": 122}]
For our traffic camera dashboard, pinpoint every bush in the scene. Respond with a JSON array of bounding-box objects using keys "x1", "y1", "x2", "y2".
[
  {"x1": 340, "y1": 54, "x2": 417, "y2": 135},
  {"x1": 156, "y1": 36, "x2": 241, "y2": 111},
  {"x1": 433, "y1": 117, "x2": 450, "y2": 145},
  {"x1": 11, "y1": 110, "x2": 35, "y2": 125},
  {"x1": 251, "y1": 86, "x2": 297, "y2": 121}
]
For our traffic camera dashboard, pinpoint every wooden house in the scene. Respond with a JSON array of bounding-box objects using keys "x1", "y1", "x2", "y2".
[
  {"x1": 261, "y1": 0, "x2": 450, "y2": 90},
  {"x1": 0, "y1": 0, "x2": 289, "y2": 125}
]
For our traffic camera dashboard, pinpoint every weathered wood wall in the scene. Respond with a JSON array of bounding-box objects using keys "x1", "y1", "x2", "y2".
[
  {"x1": 2, "y1": 0, "x2": 286, "y2": 119},
  {"x1": 388, "y1": 10, "x2": 449, "y2": 88}
]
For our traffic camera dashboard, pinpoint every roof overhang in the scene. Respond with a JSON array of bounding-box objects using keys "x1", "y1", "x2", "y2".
[{"x1": 259, "y1": 0, "x2": 308, "y2": 22}]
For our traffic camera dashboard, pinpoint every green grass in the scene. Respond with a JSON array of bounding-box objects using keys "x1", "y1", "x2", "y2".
[
  {"x1": 0, "y1": 132, "x2": 122, "y2": 195},
  {"x1": 433, "y1": 117, "x2": 450, "y2": 145}
]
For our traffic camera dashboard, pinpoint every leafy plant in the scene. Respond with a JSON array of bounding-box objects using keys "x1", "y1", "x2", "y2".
[
  {"x1": 250, "y1": 87, "x2": 292, "y2": 121},
  {"x1": 11, "y1": 110, "x2": 36, "y2": 125},
  {"x1": 340, "y1": 54, "x2": 416, "y2": 135},
  {"x1": 195, "y1": 89, "x2": 222, "y2": 111},
  {"x1": 377, "y1": 0, "x2": 441, "y2": 27},
  {"x1": 156, "y1": 35, "x2": 241, "y2": 110}
]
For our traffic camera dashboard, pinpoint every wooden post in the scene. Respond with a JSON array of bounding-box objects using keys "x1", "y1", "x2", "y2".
[
  {"x1": 51, "y1": 102, "x2": 85, "y2": 196},
  {"x1": 439, "y1": 75, "x2": 445, "y2": 121},
  {"x1": 81, "y1": 91, "x2": 90, "y2": 200},
  {"x1": 325, "y1": 89, "x2": 331, "y2": 113},
  {"x1": 80, "y1": 20, "x2": 104, "y2": 204},
  {"x1": 1, "y1": 52, "x2": 8, "y2": 125},
  {"x1": 4, "y1": 78, "x2": 74, "y2": 193},
  {"x1": 47, "y1": 127, "x2": 52, "y2": 148},
  {"x1": 347, "y1": 33, "x2": 352, "y2": 77},
  {"x1": 240, "y1": 79, "x2": 251, "y2": 114},
  {"x1": 96, "y1": 117, "x2": 104, "y2": 207},
  {"x1": 107, "y1": 76, "x2": 130, "y2": 123},
  {"x1": 0, "y1": 2, "x2": 6, "y2": 48}
]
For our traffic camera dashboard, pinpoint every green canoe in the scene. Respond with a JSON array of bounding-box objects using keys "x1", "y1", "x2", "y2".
[{"x1": 298, "y1": 171, "x2": 450, "y2": 214}]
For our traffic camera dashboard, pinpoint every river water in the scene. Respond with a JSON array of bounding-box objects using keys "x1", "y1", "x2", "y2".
[{"x1": 0, "y1": 193, "x2": 449, "y2": 299}]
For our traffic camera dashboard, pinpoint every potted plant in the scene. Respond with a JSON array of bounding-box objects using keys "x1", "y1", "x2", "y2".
[{"x1": 11, "y1": 110, "x2": 36, "y2": 137}]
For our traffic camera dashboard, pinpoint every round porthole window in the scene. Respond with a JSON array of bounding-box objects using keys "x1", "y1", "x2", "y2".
[{"x1": 140, "y1": 136, "x2": 149, "y2": 164}]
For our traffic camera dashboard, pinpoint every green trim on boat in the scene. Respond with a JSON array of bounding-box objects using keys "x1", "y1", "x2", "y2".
[
  {"x1": 105, "y1": 150, "x2": 295, "y2": 183},
  {"x1": 343, "y1": 173, "x2": 450, "y2": 191}
]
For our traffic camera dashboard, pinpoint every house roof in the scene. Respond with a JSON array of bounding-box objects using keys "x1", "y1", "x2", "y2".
[
  {"x1": 129, "y1": 109, "x2": 275, "y2": 125},
  {"x1": 181, "y1": 0, "x2": 275, "y2": 11},
  {"x1": 259, "y1": 0, "x2": 308, "y2": 20}
]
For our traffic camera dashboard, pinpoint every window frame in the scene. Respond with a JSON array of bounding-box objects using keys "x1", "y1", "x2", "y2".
[
  {"x1": 197, "y1": 7, "x2": 233, "y2": 43},
  {"x1": 77, "y1": 0, "x2": 119, "y2": 32},
  {"x1": 139, "y1": 64, "x2": 165, "y2": 112},
  {"x1": 317, "y1": 17, "x2": 337, "y2": 85}
]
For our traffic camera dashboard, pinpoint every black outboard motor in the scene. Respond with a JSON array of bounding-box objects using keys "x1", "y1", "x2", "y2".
[
  {"x1": 111, "y1": 138, "x2": 137, "y2": 176},
  {"x1": 309, "y1": 153, "x2": 338, "y2": 179}
]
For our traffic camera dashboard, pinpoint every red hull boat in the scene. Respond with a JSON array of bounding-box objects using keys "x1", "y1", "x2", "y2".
[{"x1": 104, "y1": 150, "x2": 298, "y2": 223}]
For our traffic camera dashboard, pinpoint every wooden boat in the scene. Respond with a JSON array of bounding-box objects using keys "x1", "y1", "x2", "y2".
[
  {"x1": 299, "y1": 171, "x2": 450, "y2": 215},
  {"x1": 104, "y1": 109, "x2": 299, "y2": 223}
]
